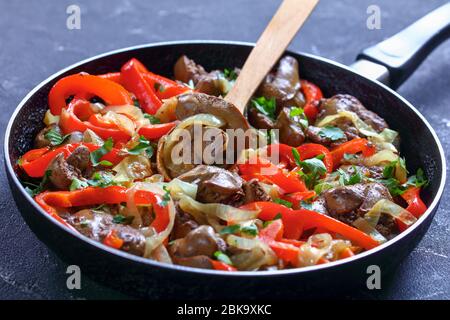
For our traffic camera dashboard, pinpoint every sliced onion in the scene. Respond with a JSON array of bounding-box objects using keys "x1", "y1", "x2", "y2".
[
  {"x1": 227, "y1": 235, "x2": 277, "y2": 271},
  {"x1": 150, "y1": 244, "x2": 173, "y2": 264},
  {"x1": 178, "y1": 195, "x2": 260, "y2": 225},
  {"x1": 103, "y1": 111, "x2": 135, "y2": 136},
  {"x1": 363, "y1": 149, "x2": 398, "y2": 166},
  {"x1": 363, "y1": 199, "x2": 417, "y2": 229},
  {"x1": 103, "y1": 104, "x2": 144, "y2": 121},
  {"x1": 113, "y1": 155, "x2": 152, "y2": 183},
  {"x1": 82, "y1": 128, "x2": 104, "y2": 145},
  {"x1": 316, "y1": 111, "x2": 398, "y2": 150},
  {"x1": 43, "y1": 110, "x2": 60, "y2": 126},
  {"x1": 155, "y1": 97, "x2": 178, "y2": 123},
  {"x1": 353, "y1": 217, "x2": 387, "y2": 244}
]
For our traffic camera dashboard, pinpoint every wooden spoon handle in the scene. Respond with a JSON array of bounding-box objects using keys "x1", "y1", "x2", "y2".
[{"x1": 225, "y1": 0, "x2": 319, "y2": 113}]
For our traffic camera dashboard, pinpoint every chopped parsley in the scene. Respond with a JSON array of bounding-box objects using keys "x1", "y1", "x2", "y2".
[
  {"x1": 90, "y1": 137, "x2": 113, "y2": 166},
  {"x1": 69, "y1": 177, "x2": 89, "y2": 191},
  {"x1": 274, "y1": 198, "x2": 293, "y2": 208},
  {"x1": 24, "y1": 170, "x2": 52, "y2": 197},
  {"x1": 251, "y1": 96, "x2": 276, "y2": 120},
  {"x1": 112, "y1": 214, "x2": 134, "y2": 225},
  {"x1": 127, "y1": 135, "x2": 154, "y2": 158},
  {"x1": 289, "y1": 107, "x2": 309, "y2": 128},
  {"x1": 133, "y1": 99, "x2": 141, "y2": 107},
  {"x1": 337, "y1": 166, "x2": 363, "y2": 186},
  {"x1": 220, "y1": 223, "x2": 258, "y2": 237},
  {"x1": 87, "y1": 171, "x2": 116, "y2": 188},
  {"x1": 318, "y1": 126, "x2": 345, "y2": 141},
  {"x1": 214, "y1": 251, "x2": 233, "y2": 265},
  {"x1": 144, "y1": 114, "x2": 161, "y2": 124},
  {"x1": 223, "y1": 68, "x2": 238, "y2": 81},
  {"x1": 159, "y1": 186, "x2": 171, "y2": 207},
  {"x1": 154, "y1": 82, "x2": 166, "y2": 93},
  {"x1": 295, "y1": 153, "x2": 327, "y2": 189},
  {"x1": 44, "y1": 129, "x2": 70, "y2": 146}
]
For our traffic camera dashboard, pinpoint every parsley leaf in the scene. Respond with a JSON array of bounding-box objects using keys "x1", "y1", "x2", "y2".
[
  {"x1": 251, "y1": 96, "x2": 276, "y2": 120},
  {"x1": 223, "y1": 68, "x2": 238, "y2": 81},
  {"x1": 144, "y1": 114, "x2": 161, "y2": 124},
  {"x1": 154, "y1": 82, "x2": 166, "y2": 92},
  {"x1": 24, "y1": 170, "x2": 52, "y2": 197},
  {"x1": 90, "y1": 137, "x2": 113, "y2": 166},
  {"x1": 44, "y1": 129, "x2": 70, "y2": 146},
  {"x1": 220, "y1": 224, "x2": 258, "y2": 236},
  {"x1": 318, "y1": 126, "x2": 345, "y2": 141},
  {"x1": 112, "y1": 214, "x2": 134, "y2": 225},
  {"x1": 87, "y1": 171, "x2": 116, "y2": 188},
  {"x1": 337, "y1": 166, "x2": 363, "y2": 186},
  {"x1": 127, "y1": 135, "x2": 154, "y2": 158},
  {"x1": 405, "y1": 168, "x2": 428, "y2": 188},
  {"x1": 159, "y1": 186, "x2": 171, "y2": 207},
  {"x1": 214, "y1": 251, "x2": 233, "y2": 265},
  {"x1": 274, "y1": 198, "x2": 293, "y2": 208},
  {"x1": 293, "y1": 150, "x2": 327, "y2": 189},
  {"x1": 70, "y1": 178, "x2": 89, "y2": 191},
  {"x1": 220, "y1": 224, "x2": 241, "y2": 235}
]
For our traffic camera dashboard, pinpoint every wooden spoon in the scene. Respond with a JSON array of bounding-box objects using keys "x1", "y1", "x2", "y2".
[{"x1": 225, "y1": 0, "x2": 319, "y2": 113}]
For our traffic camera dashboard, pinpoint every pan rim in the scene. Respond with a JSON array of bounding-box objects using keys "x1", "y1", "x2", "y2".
[{"x1": 4, "y1": 40, "x2": 447, "y2": 278}]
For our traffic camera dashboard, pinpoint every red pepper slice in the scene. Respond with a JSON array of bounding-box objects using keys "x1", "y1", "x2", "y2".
[
  {"x1": 98, "y1": 72, "x2": 122, "y2": 84},
  {"x1": 267, "y1": 143, "x2": 333, "y2": 173},
  {"x1": 35, "y1": 186, "x2": 170, "y2": 233},
  {"x1": 401, "y1": 187, "x2": 427, "y2": 218},
  {"x1": 48, "y1": 74, "x2": 133, "y2": 115},
  {"x1": 103, "y1": 230, "x2": 124, "y2": 249},
  {"x1": 300, "y1": 80, "x2": 323, "y2": 121},
  {"x1": 259, "y1": 220, "x2": 301, "y2": 266},
  {"x1": 120, "y1": 58, "x2": 162, "y2": 114},
  {"x1": 241, "y1": 202, "x2": 379, "y2": 250},
  {"x1": 210, "y1": 260, "x2": 237, "y2": 271},
  {"x1": 330, "y1": 138, "x2": 376, "y2": 169},
  {"x1": 59, "y1": 99, "x2": 131, "y2": 142},
  {"x1": 138, "y1": 122, "x2": 177, "y2": 140},
  {"x1": 281, "y1": 191, "x2": 316, "y2": 208},
  {"x1": 19, "y1": 142, "x2": 122, "y2": 178},
  {"x1": 238, "y1": 157, "x2": 307, "y2": 193},
  {"x1": 142, "y1": 72, "x2": 190, "y2": 100}
]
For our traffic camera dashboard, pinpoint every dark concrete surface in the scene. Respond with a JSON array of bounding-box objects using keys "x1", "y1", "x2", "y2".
[{"x1": 0, "y1": 0, "x2": 449, "y2": 300}]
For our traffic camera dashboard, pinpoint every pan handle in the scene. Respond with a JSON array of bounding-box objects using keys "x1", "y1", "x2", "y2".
[{"x1": 352, "y1": 3, "x2": 450, "y2": 89}]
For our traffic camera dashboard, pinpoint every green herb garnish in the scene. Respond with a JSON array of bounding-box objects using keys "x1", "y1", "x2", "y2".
[
  {"x1": 127, "y1": 135, "x2": 154, "y2": 158},
  {"x1": 69, "y1": 177, "x2": 89, "y2": 191},
  {"x1": 159, "y1": 186, "x2": 171, "y2": 207},
  {"x1": 87, "y1": 171, "x2": 116, "y2": 188},
  {"x1": 274, "y1": 198, "x2": 293, "y2": 208},
  {"x1": 24, "y1": 170, "x2": 52, "y2": 197},
  {"x1": 144, "y1": 114, "x2": 161, "y2": 124},
  {"x1": 44, "y1": 129, "x2": 70, "y2": 146},
  {"x1": 251, "y1": 96, "x2": 276, "y2": 120},
  {"x1": 214, "y1": 251, "x2": 233, "y2": 265},
  {"x1": 337, "y1": 166, "x2": 363, "y2": 186},
  {"x1": 90, "y1": 137, "x2": 113, "y2": 166},
  {"x1": 223, "y1": 68, "x2": 238, "y2": 81},
  {"x1": 318, "y1": 126, "x2": 345, "y2": 141},
  {"x1": 112, "y1": 214, "x2": 134, "y2": 225}
]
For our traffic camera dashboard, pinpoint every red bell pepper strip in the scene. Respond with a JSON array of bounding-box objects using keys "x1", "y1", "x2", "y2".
[
  {"x1": 138, "y1": 122, "x2": 177, "y2": 140},
  {"x1": 267, "y1": 143, "x2": 333, "y2": 173},
  {"x1": 401, "y1": 187, "x2": 427, "y2": 218},
  {"x1": 300, "y1": 80, "x2": 323, "y2": 121},
  {"x1": 259, "y1": 220, "x2": 301, "y2": 266},
  {"x1": 241, "y1": 202, "x2": 379, "y2": 250},
  {"x1": 142, "y1": 72, "x2": 190, "y2": 100},
  {"x1": 281, "y1": 191, "x2": 316, "y2": 208},
  {"x1": 210, "y1": 260, "x2": 237, "y2": 271},
  {"x1": 120, "y1": 58, "x2": 162, "y2": 114},
  {"x1": 103, "y1": 230, "x2": 124, "y2": 249},
  {"x1": 59, "y1": 99, "x2": 131, "y2": 142},
  {"x1": 35, "y1": 186, "x2": 170, "y2": 233},
  {"x1": 330, "y1": 138, "x2": 376, "y2": 168},
  {"x1": 19, "y1": 143, "x2": 122, "y2": 178},
  {"x1": 238, "y1": 157, "x2": 307, "y2": 193},
  {"x1": 48, "y1": 74, "x2": 133, "y2": 115},
  {"x1": 98, "y1": 72, "x2": 122, "y2": 84}
]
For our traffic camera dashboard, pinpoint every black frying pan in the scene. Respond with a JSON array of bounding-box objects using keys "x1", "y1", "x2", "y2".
[{"x1": 4, "y1": 4, "x2": 449, "y2": 299}]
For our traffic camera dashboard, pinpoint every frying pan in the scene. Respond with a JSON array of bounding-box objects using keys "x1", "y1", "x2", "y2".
[{"x1": 4, "y1": 4, "x2": 449, "y2": 299}]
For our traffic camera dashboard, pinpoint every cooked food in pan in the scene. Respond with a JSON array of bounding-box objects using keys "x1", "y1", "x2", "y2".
[{"x1": 18, "y1": 56, "x2": 428, "y2": 271}]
